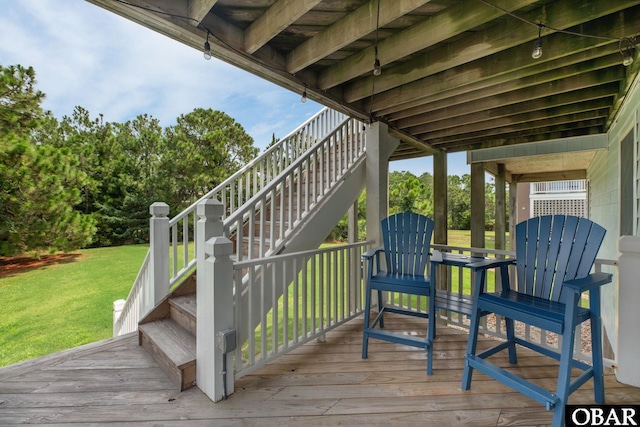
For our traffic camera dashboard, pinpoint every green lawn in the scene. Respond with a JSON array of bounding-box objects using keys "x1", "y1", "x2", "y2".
[
  {"x1": 0, "y1": 245, "x2": 148, "y2": 367},
  {"x1": 0, "y1": 230, "x2": 497, "y2": 368}
]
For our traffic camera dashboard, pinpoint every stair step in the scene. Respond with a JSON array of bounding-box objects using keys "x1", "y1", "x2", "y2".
[
  {"x1": 139, "y1": 318, "x2": 196, "y2": 391},
  {"x1": 169, "y1": 294, "x2": 196, "y2": 335}
]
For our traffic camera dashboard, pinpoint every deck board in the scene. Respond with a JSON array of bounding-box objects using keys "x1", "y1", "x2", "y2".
[{"x1": 0, "y1": 314, "x2": 637, "y2": 426}]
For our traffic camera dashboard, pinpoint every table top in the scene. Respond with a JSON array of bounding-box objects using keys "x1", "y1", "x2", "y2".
[{"x1": 431, "y1": 251, "x2": 488, "y2": 267}]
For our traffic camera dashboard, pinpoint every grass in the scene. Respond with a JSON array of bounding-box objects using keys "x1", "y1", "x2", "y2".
[
  {"x1": 0, "y1": 230, "x2": 497, "y2": 368},
  {"x1": 0, "y1": 245, "x2": 148, "y2": 367}
]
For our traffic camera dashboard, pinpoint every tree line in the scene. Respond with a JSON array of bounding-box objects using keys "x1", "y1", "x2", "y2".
[
  {"x1": 0, "y1": 64, "x2": 257, "y2": 256},
  {"x1": 1, "y1": 64, "x2": 496, "y2": 255},
  {"x1": 329, "y1": 171, "x2": 496, "y2": 242}
]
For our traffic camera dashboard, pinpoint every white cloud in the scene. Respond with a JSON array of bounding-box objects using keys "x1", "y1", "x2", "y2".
[{"x1": 0, "y1": 0, "x2": 321, "y2": 151}]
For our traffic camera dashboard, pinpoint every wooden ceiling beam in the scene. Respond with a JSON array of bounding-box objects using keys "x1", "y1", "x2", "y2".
[
  {"x1": 397, "y1": 68, "x2": 622, "y2": 130},
  {"x1": 244, "y1": 0, "x2": 323, "y2": 54},
  {"x1": 448, "y1": 126, "x2": 607, "y2": 153},
  {"x1": 187, "y1": 0, "x2": 217, "y2": 25},
  {"x1": 514, "y1": 170, "x2": 587, "y2": 182},
  {"x1": 286, "y1": 0, "x2": 431, "y2": 74},
  {"x1": 407, "y1": 96, "x2": 614, "y2": 138},
  {"x1": 394, "y1": 64, "x2": 623, "y2": 129},
  {"x1": 318, "y1": 0, "x2": 539, "y2": 90},
  {"x1": 344, "y1": 0, "x2": 640, "y2": 103},
  {"x1": 377, "y1": 7, "x2": 640, "y2": 117},
  {"x1": 432, "y1": 118, "x2": 606, "y2": 148},
  {"x1": 418, "y1": 103, "x2": 611, "y2": 140}
]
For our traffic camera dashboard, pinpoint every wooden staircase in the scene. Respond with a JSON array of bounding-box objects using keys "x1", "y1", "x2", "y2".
[
  {"x1": 137, "y1": 128, "x2": 366, "y2": 392},
  {"x1": 138, "y1": 275, "x2": 197, "y2": 391}
]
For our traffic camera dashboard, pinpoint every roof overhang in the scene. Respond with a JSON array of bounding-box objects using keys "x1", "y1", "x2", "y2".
[{"x1": 467, "y1": 134, "x2": 608, "y2": 182}]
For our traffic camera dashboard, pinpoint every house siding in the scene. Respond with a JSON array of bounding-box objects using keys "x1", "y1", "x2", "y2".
[{"x1": 587, "y1": 72, "x2": 640, "y2": 359}]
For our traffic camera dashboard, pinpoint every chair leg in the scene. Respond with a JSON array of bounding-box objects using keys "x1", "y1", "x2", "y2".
[
  {"x1": 426, "y1": 294, "x2": 436, "y2": 376},
  {"x1": 552, "y1": 294, "x2": 580, "y2": 427},
  {"x1": 362, "y1": 284, "x2": 372, "y2": 359},
  {"x1": 590, "y1": 315, "x2": 605, "y2": 404},
  {"x1": 504, "y1": 316, "x2": 518, "y2": 364},
  {"x1": 377, "y1": 290, "x2": 385, "y2": 328},
  {"x1": 461, "y1": 306, "x2": 482, "y2": 390}
]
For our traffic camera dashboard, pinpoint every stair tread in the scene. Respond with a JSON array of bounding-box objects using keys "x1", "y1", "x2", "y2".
[
  {"x1": 169, "y1": 294, "x2": 197, "y2": 318},
  {"x1": 139, "y1": 319, "x2": 195, "y2": 368}
]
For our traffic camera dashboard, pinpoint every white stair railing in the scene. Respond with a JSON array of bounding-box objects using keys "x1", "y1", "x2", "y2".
[
  {"x1": 224, "y1": 117, "x2": 365, "y2": 261},
  {"x1": 113, "y1": 107, "x2": 349, "y2": 336}
]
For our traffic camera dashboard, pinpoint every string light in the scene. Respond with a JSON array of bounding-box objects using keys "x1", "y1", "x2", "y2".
[
  {"x1": 373, "y1": 51, "x2": 382, "y2": 76},
  {"x1": 620, "y1": 38, "x2": 637, "y2": 67},
  {"x1": 372, "y1": 0, "x2": 381, "y2": 76},
  {"x1": 301, "y1": 83, "x2": 307, "y2": 103},
  {"x1": 531, "y1": 23, "x2": 543, "y2": 59},
  {"x1": 203, "y1": 31, "x2": 211, "y2": 60}
]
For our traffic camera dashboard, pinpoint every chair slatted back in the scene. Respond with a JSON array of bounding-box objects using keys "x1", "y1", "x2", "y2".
[
  {"x1": 515, "y1": 215, "x2": 606, "y2": 302},
  {"x1": 381, "y1": 212, "x2": 434, "y2": 276}
]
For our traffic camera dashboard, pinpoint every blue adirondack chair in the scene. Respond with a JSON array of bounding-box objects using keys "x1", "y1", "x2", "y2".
[
  {"x1": 361, "y1": 212, "x2": 436, "y2": 374},
  {"x1": 462, "y1": 215, "x2": 612, "y2": 427}
]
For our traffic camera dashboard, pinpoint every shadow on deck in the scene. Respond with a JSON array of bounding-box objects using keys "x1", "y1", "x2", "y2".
[{"x1": 1, "y1": 314, "x2": 638, "y2": 426}]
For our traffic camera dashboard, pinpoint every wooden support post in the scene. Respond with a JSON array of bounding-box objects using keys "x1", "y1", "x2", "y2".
[
  {"x1": 433, "y1": 151, "x2": 448, "y2": 246},
  {"x1": 509, "y1": 180, "x2": 518, "y2": 251},
  {"x1": 470, "y1": 163, "x2": 485, "y2": 250},
  {"x1": 365, "y1": 121, "x2": 399, "y2": 246},
  {"x1": 196, "y1": 199, "x2": 235, "y2": 402},
  {"x1": 495, "y1": 164, "x2": 506, "y2": 251},
  {"x1": 433, "y1": 151, "x2": 449, "y2": 299},
  {"x1": 149, "y1": 202, "x2": 170, "y2": 305},
  {"x1": 348, "y1": 201, "x2": 359, "y2": 313}
]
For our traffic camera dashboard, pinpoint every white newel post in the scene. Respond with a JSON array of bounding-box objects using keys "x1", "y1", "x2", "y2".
[
  {"x1": 196, "y1": 199, "x2": 235, "y2": 402},
  {"x1": 616, "y1": 235, "x2": 640, "y2": 387},
  {"x1": 149, "y1": 202, "x2": 170, "y2": 305},
  {"x1": 112, "y1": 299, "x2": 125, "y2": 336}
]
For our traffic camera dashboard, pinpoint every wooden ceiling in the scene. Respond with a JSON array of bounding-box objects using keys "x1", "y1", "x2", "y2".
[{"x1": 88, "y1": 0, "x2": 640, "y2": 166}]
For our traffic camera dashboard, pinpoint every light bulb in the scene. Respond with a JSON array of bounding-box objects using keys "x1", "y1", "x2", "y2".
[
  {"x1": 301, "y1": 89, "x2": 307, "y2": 103},
  {"x1": 373, "y1": 58, "x2": 381, "y2": 76},
  {"x1": 532, "y1": 38, "x2": 542, "y2": 59},
  {"x1": 623, "y1": 49, "x2": 634, "y2": 66},
  {"x1": 203, "y1": 40, "x2": 211, "y2": 60}
]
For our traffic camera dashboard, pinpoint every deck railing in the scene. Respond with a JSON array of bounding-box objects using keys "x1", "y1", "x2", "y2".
[
  {"x1": 531, "y1": 180, "x2": 586, "y2": 194},
  {"x1": 232, "y1": 241, "x2": 373, "y2": 377},
  {"x1": 113, "y1": 108, "x2": 349, "y2": 336}
]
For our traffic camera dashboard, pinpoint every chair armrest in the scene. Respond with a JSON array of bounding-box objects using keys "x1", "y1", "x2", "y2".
[
  {"x1": 563, "y1": 272, "x2": 613, "y2": 293},
  {"x1": 361, "y1": 247, "x2": 384, "y2": 260},
  {"x1": 467, "y1": 257, "x2": 516, "y2": 270}
]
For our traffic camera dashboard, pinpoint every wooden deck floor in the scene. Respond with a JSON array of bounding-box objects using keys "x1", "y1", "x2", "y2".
[{"x1": 1, "y1": 314, "x2": 638, "y2": 426}]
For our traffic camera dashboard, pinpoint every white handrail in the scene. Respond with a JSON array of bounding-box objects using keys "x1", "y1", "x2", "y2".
[
  {"x1": 167, "y1": 108, "x2": 350, "y2": 287},
  {"x1": 113, "y1": 249, "x2": 151, "y2": 336},
  {"x1": 224, "y1": 117, "x2": 365, "y2": 261},
  {"x1": 113, "y1": 107, "x2": 352, "y2": 335}
]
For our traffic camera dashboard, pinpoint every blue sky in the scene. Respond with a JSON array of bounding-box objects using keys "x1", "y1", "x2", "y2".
[{"x1": 0, "y1": 0, "x2": 469, "y2": 176}]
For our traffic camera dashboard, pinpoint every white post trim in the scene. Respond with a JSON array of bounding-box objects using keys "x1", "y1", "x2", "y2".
[
  {"x1": 149, "y1": 202, "x2": 170, "y2": 305},
  {"x1": 196, "y1": 199, "x2": 235, "y2": 402},
  {"x1": 615, "y1": 235, "x2": 640, "y2": 387}
]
